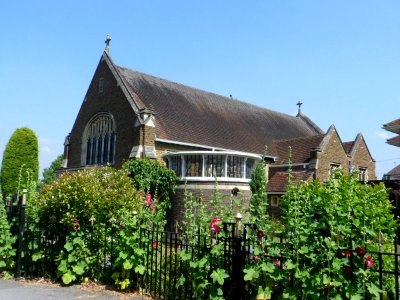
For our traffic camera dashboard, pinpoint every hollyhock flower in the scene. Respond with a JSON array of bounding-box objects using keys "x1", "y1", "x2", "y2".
[
  {"x1": 365, "y1": 256, "x2": 374, "y2": 268},
  {"x1": 73, "y1": 219, "x2": 79, "y2": 224},
  {"x1": 73, "y1": 225, "x2": 79, "y2": 231},
  {"x1": 343, "y1": 267, "x2": 352, "y2": 275},
  {"x1": 211, "y1": 218, "x2": 221, "y2": 233},
  {"x1": 251, "y1": 255, "x2": 260, "y2": 262},
  {"x1": 152, "y1": 241, "x2": 158, "y2": 249},
  {"x1": 145, "y1": 193, "x2": 152, "y2": 206},
  {"x1": 119, "y1": 224, "x2": 126, "y2": 230},
  {"x1": 257, "y1": 230, "x2": 264, "y2": 239},
  {"x1": 151, "y1": 203, "x2": 157, "y2": 212},
  {"x1": 273, "y1": 259, "x2": 281, "y2": 267},
  {"x1": 344, "y1": 250, "x2": 351, "y2": 257},
  {"x1": 355, "y1": 246, "x2": 367, "y2": 257}
]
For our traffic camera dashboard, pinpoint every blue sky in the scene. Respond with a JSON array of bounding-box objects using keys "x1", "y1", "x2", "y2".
[{"x1": 1, "y1": 1, "x2": 399, "y2": 178}]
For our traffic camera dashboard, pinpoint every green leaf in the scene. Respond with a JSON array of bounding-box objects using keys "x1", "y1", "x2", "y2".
[
  {"x1": 298, "y1": 246, "x2": 309, "y2": 254},
  {"x1": 260, "y1": 262, "x2": 275, "y2": 273},
  {"x1": 210, "y1": 268, "x2": 229, "y2": 285},
  {"x1": 64, "y1": 242, "x2": 73, "y2": 252},
  {"x1": 350, "y1": 295, "x2": 362, "y2": 300},
  {"x1": 134, "y1": 264, "x2": 145, "y2": 275},
  {"x1": 31, "y1": 252, "x2": 43, "y2": 262},
  {"x1": 176, "y1": 275, "x2": 185, "y2": 288},
  {"x1": 61, "y1": 272, "x2": 76, "y2": 285},
  {"x1": 72, "y1": 260, "x2": 87, "y2": 275},
  {"x1": 57, "y1": 260, "x2": 68, "y2": 273},
  {"x1": 123, "y1": 260, "x2": 133, "y2": 270},
  {"x1": 367, "y1": 283, "x2": 382, "y2": 298},
  {"x1": 243, "y1": 267, "x2": 259, "y2": 281}
]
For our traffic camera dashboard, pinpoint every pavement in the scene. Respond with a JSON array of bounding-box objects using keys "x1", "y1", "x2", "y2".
[{"x1": 0, "y1": 278, "x2": 148, "y2": 300}]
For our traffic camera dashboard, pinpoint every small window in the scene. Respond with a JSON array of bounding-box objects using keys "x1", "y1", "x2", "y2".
[
  {"x1": 359, "y1": 168, "x2": 368, "y2": 181},
  {"x1": 99, "y1": 78, "x2": 104, "y2": 93},
  {"x1": 271, "y1": 196, "x2": 280, "y2": 207},
  {"x1": 185, "y1": 155, "x2": 203, "y2": 177},
  {"x1": 329, "y1": 163, "x2": 341, "y2": 177}
]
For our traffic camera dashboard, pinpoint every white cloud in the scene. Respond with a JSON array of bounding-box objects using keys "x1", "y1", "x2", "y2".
[
  {"x1": 39, "y1": 137, "x2": 52, "y2": 145},
  {"x1": 375, "y1": 131, "x2": 391, "y2": 140},
  {"x1": 41, "y1": 146, "x2": 51, "y2": 154}
]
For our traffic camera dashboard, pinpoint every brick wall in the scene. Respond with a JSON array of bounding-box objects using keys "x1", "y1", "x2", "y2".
[
  {"x1": 315, "y1": 129, "x2": 349, "y2": 181},
  {"x1": 350, "y1": 137, "x2": 377, "y2": 180},
  {"x1": 67, "y1": 57, "x2": 140, "y2": 169}
]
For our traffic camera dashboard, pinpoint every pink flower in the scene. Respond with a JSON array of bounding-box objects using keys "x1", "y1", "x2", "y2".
[
  {"x1": 211, "y1": 218, "x2": 221, "y2": 233},
  {"x1": 273, "y1": 259, "x2": 281, "y2": 267},
  {"x1": 355, "y1": 246, "x2": 367, "y2": 257},
  {"x1": 344, "y1": 250, "x2": 351, "y2": 257},
  {"x1": 145, "y1": 193, "x2": 152, "y2": 206},
  {"x1": 152, "y1": 241, "x2": 158, "y2": 249},
  {"x1": 251, "y1": 255, "x2": 260, "y2": 262},
  {"x1": 151, "y1": 203, "x2": 157, "y2": 212},
  {"x1": 73, "y1": 225, "x2": 79, "y2": 231},
  {"x1": 365, "y1": 256, "x2": 374, "y2": 268}
]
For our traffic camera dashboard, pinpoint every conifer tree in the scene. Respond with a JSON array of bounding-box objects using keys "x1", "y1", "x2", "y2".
[{"x1": 0, "y1": 127, "x2": 39, "y2": 196}]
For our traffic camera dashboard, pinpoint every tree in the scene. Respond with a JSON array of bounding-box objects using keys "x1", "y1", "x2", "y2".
[
  {"x1": 41, "y1": 154, "x2": 64, "y2": 185},
  {"x1": 0, "y1": 127, "x2": 39, "y2": 196}
]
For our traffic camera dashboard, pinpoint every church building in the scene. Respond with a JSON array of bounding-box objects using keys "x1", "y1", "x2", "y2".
[{"x1": 62, "y1": 39, "x2": 376, "y2": 222}]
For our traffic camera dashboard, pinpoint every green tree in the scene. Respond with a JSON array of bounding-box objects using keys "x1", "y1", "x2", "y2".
[
  {"x1": 41, "y1": 154, "x2": 64, "y2": 185},
  {"x1": 0, "y1": 127, "x2": 39, "y2": 196}
]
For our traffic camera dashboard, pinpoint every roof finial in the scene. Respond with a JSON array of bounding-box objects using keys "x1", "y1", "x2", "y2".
[
  {"x1": 105, "y1": 34, "x2": 112, "y2": 53},
  {"x1": 296, "y1": 100, "x2": 303, "y2": 114}
]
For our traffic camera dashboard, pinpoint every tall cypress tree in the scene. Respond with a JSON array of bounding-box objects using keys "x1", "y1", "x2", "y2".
[{"x1": 0, "y1": 127, "x2": 39, "y2": 196}]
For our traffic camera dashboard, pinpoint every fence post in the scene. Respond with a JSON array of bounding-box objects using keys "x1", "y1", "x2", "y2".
[
  {"x1": 231, "y1": 213, "x2": 245, "y2": 299},
  {"x1": 15, "y1": 189, "x2": 27, "y2": 280}
]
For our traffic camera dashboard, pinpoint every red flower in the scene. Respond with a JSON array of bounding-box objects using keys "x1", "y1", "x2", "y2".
[
  {"x1": 365, "y1": 256, "x2": 374, "y2": 268},
  {"x1": 145, "y1": 193, "x2": 152, "y2": 206},
  {"x1": 152, "y1": 241, "x2": 158, "y2": 249},
  {"x1": 251, "y1": 255, "x2": 260, "y2": 262},
  {"x1": 211, "y1": 218, "x2": 221, "y2": 233},
  {"x1": 73, "y1": 225, "x2": 79, "y2": 231},
  {"x1": 355, "y1": 246, "x2": 367, "y2": 257},
  {"x1": 273, "y1": 259, "x2": 281, "y2": 267},
  {"x1": 343, "y1": 267, "x2": 353, "y2": 275},
  {"x1": 344, "y1": 250, "x2": 351, "y2": 257},
  {"x1": 257, "y1": 230, "x2": 264, "y2": 239}
]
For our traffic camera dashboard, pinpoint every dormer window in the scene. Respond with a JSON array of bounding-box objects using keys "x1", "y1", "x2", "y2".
[{"x1": 359, "y1": 167, "x2": 368, "y2": 181}]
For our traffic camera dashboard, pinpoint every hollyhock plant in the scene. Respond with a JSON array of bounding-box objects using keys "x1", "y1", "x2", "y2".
[
  {"x1": 211, "y1": 217, "x2": 221, "y2": 234},
  {"x1": 344, "y1": 250, "x2": 351, "y2": 257},
  {"x1": 73, "y1": 225, "x2": 79, "y2": 231},
  {"x1": 355, "y1": 246, "x2": 367, "y2": 257},
  {"x1": 365, "y1": 255, "x2": 374, "y2": 268},
  {"x1": 273, "y1": 259, "x2": 281, "y2": 267},
  {"x1": 145, "y1": 193, "x2": 152, "y2": 206},
  {"x1": 152, "y1": 241, "x2": 158, "y2": 249},
  {"x1": 257, "y1": 230, "x2": 264, "y2": 239}
]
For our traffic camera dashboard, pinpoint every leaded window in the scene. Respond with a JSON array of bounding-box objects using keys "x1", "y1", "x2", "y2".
[{"x1": 83, "y1": 113, "x2": 116, "y2": 166}]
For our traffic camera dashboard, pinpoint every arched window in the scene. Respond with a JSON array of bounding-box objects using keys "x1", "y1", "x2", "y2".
[{"x1": 82, "y1": 113, "x2": 116, "y2": 166}]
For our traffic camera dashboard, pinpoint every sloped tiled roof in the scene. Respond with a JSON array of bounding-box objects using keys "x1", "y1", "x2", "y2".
[
  {"x1": 342, "y1": 141, "x2": 354, "y2": 155},
  {"x1": 386, "y1": 164, "x2": 400, "y2": 176},
  {"x1": 272, "y1": 135, "x2": 324, "y2": 164},
  {"x1": 387, "y1": 135, "x2": 400, "y2": 147},
  {"x1": 268, "y1": 171, "x2": 314, "y2": 193},
  {"x1": 115, "y1": 65, "x2": 323, "y2": 154},
  {"x1": 383, "y1": 118, "x2": 400, "y2": 134}
]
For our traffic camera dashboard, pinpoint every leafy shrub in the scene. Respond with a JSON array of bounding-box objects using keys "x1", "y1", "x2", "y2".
[
  {"x1": 244, "y1": 170, "x2": 397, "y2": 299},
  {"x1": 0, "y1": 189, "x2": 16, "y2": 277},
  {"x1": 1, "y1": 127, "x2": 39, "y2": 196},
  {"x1": 37, "y1": 166, "x2": 141, "y2": 284},
  {"x1": 41, "y1": 154, "x2": 64, "y2": 185}
]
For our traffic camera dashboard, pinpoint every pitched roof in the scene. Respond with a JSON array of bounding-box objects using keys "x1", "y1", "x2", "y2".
[
  {"x1": 268, "y1": 171, "x2": 314, "y2": 192},
  {"x1": 383, "y1": 118, "x2": 400, "y2": 134},
  {"x1": 342, "y1": 142, "x2": 354, "y2": 155},
  {"x1": 386, "y1": 164, "x2": 400, "y2": 176},
  {"x1": 273, "y1": 135, "x2": 324, "y2": 164},
  {"x1": 387, "y1": 135, "x2": 400, "y2": 147},
  {"x1": 114, "y1": 60, "x2": 323, "y2": 154}
]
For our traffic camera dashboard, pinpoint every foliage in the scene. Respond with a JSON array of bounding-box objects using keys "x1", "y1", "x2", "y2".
[
  {"x1": 0, "y1": 188, "x2": 16, "y2": 278},
  {"x1": 247, "y1": 161, "x2": 270, "y2": 232},
  {"x1": 1, "y1": 127, "x2": 39, "y2": 196},
  {"x1": 123, "y1": 158, "x2": 178, "y2": 203},
  {"x1": 37, "y1": 166, "x2": 141, "y2": 284},
  {"x1": 244, "y1": 170, "x2": 397, "y2": 299},
  {"x1": 41, "y1": 154, "x2": 64, "y2": 185}
]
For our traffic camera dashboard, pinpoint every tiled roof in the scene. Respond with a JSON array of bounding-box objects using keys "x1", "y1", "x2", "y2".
[
  {"x1": 342, "y1": 142, "x2": 354, "y2": 155},
  {"x1": 273, "y1": 135, "x2": 324, "y2": 164},
  {"x1": 116, "y1": 65, "x2": 323, "y2": 154},
  {"x1": 387, "y1": 135, "x2": 400, "y2": 147},
  {"x1": 386, "y1": 164, "x2": 400, "y2": 176},
  {"x1": 268, "y1": 171, "x2": 314, "y2": 192},
  {"x1": 384, "y1": 118, "x2": 400, "y2": 127}
]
